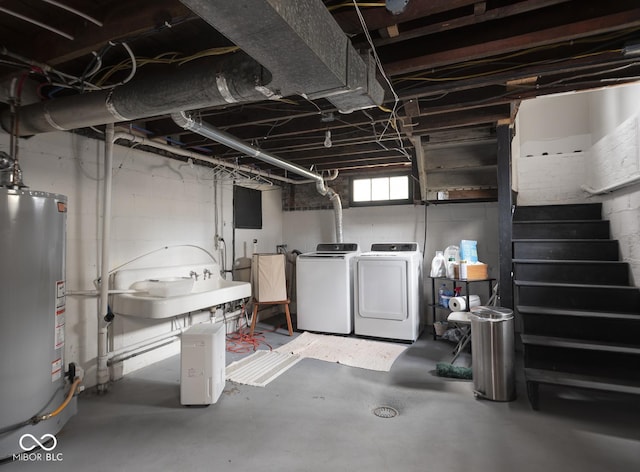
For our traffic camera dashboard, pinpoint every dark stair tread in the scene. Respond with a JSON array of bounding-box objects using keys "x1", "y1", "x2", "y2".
[
  {"x1": 514, "y1": 280, "x2": 638, "y2": 290},
  {"x1": 513, "y1": 221, "x2": 610, "y2": 239},
  {"x1": 521, "y1": 334, "x2": 640, "y2": 354},
  {"x1": 513, "y1": 204, "x2": 602, "y2": 222},
  {"x1": 513, "y1": 219, "x2": 607, "y2": 224},
  {"x1": 512, "y1": 239, "x2": 616, "y2": 242},
  {"x1": 512, "y1": 260, "x2": 630, "y2": 285},
  {"x1": 524, "y1": 368, "x2": 640, "y2": 394},
  {"x1": 517, "y1": 305, "x2": 640, "y2": 320},
  {"x1": 513, "y1": 259, "x2": 627, "y2": 265},
  {"x1": 512, "y1": 240, "x2": 620, "y2": 261}
]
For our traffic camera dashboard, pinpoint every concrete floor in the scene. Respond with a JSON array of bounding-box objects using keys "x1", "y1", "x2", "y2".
[{"x1": 5, "y1": 316, "x2": 639, "y2": 472}]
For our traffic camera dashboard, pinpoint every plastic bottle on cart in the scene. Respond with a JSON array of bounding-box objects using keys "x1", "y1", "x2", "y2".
[
  {"x1": 430, "y1": 251, "x2": 446, "y2": 277},
  {"x1": 446, "y1": 257, "x2": 456, "y2": 279},
  {"x1": 438, "y1": 284, "x2": 446, "y2": 307}
]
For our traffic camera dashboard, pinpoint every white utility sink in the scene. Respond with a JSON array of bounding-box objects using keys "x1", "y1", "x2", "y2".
[
  {"x1": 110, "y1": 265, "x2": 252, "y2": 319},
  {"x1": 131, "y1": 277, "x2": 195, "y2": 298}
]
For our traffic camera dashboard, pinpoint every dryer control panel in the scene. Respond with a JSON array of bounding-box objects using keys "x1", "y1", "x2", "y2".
[
  {"x1": 316, "y1": 243, "x2": 359, "y2": 252},
  {"x1": 370, "y1": 243, "x2": 418, "y2": 252}
]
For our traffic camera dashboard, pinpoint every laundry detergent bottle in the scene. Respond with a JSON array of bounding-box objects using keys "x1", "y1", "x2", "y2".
[{"x1": 430, "y1": 250, "x2": 446, "y2": 277}]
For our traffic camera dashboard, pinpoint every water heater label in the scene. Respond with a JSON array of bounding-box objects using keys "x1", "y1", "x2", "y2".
[
  {"x1": 56, "y1": 281, "x2": 65, "y2": 299},
  {"x1": 51, "y1": 358, "x2": 63, "y2": 382},
  {"x1": 55, "y1": 281, "x2": 66, "y2": 349},
  {"x1": 55, "y1": 325, "x2": 65, "y2": 350}
]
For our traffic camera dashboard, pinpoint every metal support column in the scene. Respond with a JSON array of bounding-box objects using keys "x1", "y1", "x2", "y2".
[{"x1": 497, "y1": 122, "x2": 514, "y2": 309}]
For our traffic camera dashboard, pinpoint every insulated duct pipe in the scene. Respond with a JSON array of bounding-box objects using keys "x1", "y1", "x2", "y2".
[
  {"x1": 172, "y1": 111, "x2": 343, "y2": 243},
  {"x1": 1, "y1": 52, "x2": 275, "y2": 136}
]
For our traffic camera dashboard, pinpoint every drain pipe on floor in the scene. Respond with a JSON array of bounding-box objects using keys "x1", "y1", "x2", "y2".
[{"x1": 171, "y1": 111, "x2": 343, "y2": 243}]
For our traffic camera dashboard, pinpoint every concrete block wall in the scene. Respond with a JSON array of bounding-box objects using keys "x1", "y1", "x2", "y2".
[
  {"x1": 282, "y1": 201, "x2": 500, "y2": 314},
  {"x1": 514, "y1": 83, "x2": 640, "y2": 284},
  {"x1": 282, "y1": 176, "x2": 350, "y2": 211},
  {"x1": 0, "y1": 131, "x2": 283, "y2": 388}
]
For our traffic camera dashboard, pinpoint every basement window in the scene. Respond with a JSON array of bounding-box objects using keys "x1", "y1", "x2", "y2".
[{"x1": 350, "y1": 174, "x2": 412, "y2": 206}]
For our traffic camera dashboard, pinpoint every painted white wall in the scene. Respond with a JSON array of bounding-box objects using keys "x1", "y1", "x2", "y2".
[
  {"x1": 0, "y1": 131, "x2": 282, "y2": 388},
  {"x1": 514, "y1": 82, "x2": 640, "y2": 283},
  {"x1": 587, "y1": 85, "x2": 640, "y2": 284},
  {"x1": 514, "y1": 93, "x2": 592, "y2": 205},
  {"x1": 283, "y1": 202, "x2": 499, "y2": 308}
]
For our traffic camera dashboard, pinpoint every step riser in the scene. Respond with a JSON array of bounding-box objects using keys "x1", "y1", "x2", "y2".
[
  {"x1": 514, "y1": 263, "x2": 629, "y2": 285},
  {"x1": 513, "y1": 221, "x2": 610, "y2": 239},
  {"x1": 521, "y1": 314, "x2": 640, "y2": 344},
  {"x1": 517, "y1": 285, "x2": 639, "y2": 312},
  {"x1": 523, "y1": 346, "x2": 640, "y2": 380},
  {"x1": 513, "y1": 241, "x2": 619, "y2": 261},
  {"x1": 514, "y1": 203, "x2": 602, "y2": 222}
]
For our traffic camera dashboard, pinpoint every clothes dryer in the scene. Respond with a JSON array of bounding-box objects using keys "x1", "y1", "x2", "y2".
[{"x1": 354, "y1": 243, "x2": 423, "y2": 341}]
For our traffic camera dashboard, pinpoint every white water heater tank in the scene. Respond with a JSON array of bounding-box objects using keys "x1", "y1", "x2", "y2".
[{"x1": 0, "y1": 188, "x2": 76, "y2": 459}]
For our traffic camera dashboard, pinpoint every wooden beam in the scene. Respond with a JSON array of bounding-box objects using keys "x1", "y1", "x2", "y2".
[
  {"x1": 34, "y1": 0, "x2": 197, "y2": 65},
  {"x1": 384, "y1": 9, "x2": 640, "y2": 76},
  {"x1": 331, "y1": 0, "x2": 477, "y2": 35},
  {"x1": 364, "y1": 0, "x2": 572, "y2": 48}
]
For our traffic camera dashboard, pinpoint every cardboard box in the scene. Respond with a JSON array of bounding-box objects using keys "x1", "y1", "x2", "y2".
[
  {"x1": 454, "y1": 263, "x2": 488, "y2": 280},
  {"x1": 465, "y1": 263, "x2": 489, "y2": 280},
  {"x1": 251, "y1": 253, "x2": 287, "y2": 301}
]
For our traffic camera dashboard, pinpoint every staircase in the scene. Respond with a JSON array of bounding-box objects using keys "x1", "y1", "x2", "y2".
[{"x1": 513, "y1": 203, "x2": 640, "y2": 410}]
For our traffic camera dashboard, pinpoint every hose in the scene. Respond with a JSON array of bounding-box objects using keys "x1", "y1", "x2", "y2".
[{"x1": 32, "y1": 378, "x2": 81, "y2": 423}]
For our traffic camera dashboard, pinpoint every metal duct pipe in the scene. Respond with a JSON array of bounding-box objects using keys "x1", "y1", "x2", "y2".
[
  {"x1": 180, "y1": 0, "x2": 384, "y2": 113},
  {"x1": 1, "y1": 52, "x2": 276, "y2": 136},
  {"x1": 172, "y1": 111, "x2": 344, "y2": 243}
]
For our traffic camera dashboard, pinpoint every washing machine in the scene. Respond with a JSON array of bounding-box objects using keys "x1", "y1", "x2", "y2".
[
  {"x1": 354, "y1": 243, "x2": 424, "y2": 342},
  {"x1": 296, "y1": 243, "x2": 360, "y2": 334}
]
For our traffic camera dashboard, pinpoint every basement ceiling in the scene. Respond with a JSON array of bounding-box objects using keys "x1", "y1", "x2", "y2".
[{"x1": 1, "y1": 0, "x2": 639, "y2": 200}]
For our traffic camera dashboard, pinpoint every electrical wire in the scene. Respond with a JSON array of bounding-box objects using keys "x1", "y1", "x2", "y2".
[
  {"x1": 351, "y1": 0, "x2": 410, "y2": 160},
  {"x1": 226, "y1": 327, "x2": 273, "y2": 353},
  {"x1": 93, "y1": 46, "x2": 240, "y2": 87},
  {"x1": 225, "y1": 305, "x2": 275, "y2": 353},
  {"x1": 327, "y1": 2, "x2": 385, "y2": 12}
]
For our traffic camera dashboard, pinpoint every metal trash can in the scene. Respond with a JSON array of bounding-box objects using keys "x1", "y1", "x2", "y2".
[{"x1": 469, "y1": 306, "x2": 515, "y2": 401}]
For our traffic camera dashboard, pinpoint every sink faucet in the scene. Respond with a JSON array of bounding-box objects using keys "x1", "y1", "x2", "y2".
[
  {"x1": 190, "y1": 270, "x2": 199, "y2": 281},
  {"x1": 203, "y1": 268, "x2": 212, "y2": 280}
]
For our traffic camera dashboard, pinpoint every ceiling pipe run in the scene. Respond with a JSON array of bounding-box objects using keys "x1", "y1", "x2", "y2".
[
  {"x1": 172, "y1": 111, "x2": 343, "y2": 243},
  {"x1": 1, "y1": 52, "x2": 276, "y2": 135},
  {"x1": 112, "y1": 129, "x2": 338, "y2": 186}
]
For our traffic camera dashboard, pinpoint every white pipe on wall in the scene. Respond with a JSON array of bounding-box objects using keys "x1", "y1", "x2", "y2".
[
  {"x1": 107, "y1": 327, "x2": 188, "y2": 365},
  {"x1": 97, "y1": 123, "x2": 114, "y2": 393},
  {"x1": 112, "y1": 131, "x2": 304, "y2": 185},
  {"x1": 170, "y1": 112, "x2": 344, "y2": 243}
]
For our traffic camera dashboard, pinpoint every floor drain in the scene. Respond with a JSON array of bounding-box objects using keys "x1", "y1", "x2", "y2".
[{"x1": 372, "y1": 406, "x2": 398, "y2": 418}]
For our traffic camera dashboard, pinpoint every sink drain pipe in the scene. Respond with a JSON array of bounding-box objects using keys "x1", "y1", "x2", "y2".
[
  {"x1": 172, "y1": 111, "x2": 343, "y2": 243},
  {"x1": 97, "y1": 123, "x2": 114, "y2": 393}
]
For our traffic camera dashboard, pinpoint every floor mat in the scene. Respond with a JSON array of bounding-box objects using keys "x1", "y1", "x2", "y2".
[
  {"x1": 226, "y1": 350, "x2": 301, "y2": 387},
  {"x1": 275, "y1": 332, "x2": 408, "y2": 372}
]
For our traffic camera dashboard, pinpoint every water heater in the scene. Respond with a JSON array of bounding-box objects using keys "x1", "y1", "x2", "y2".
[{"x1": 0, "y1": 188, "x2": 77, "y2": 459}]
